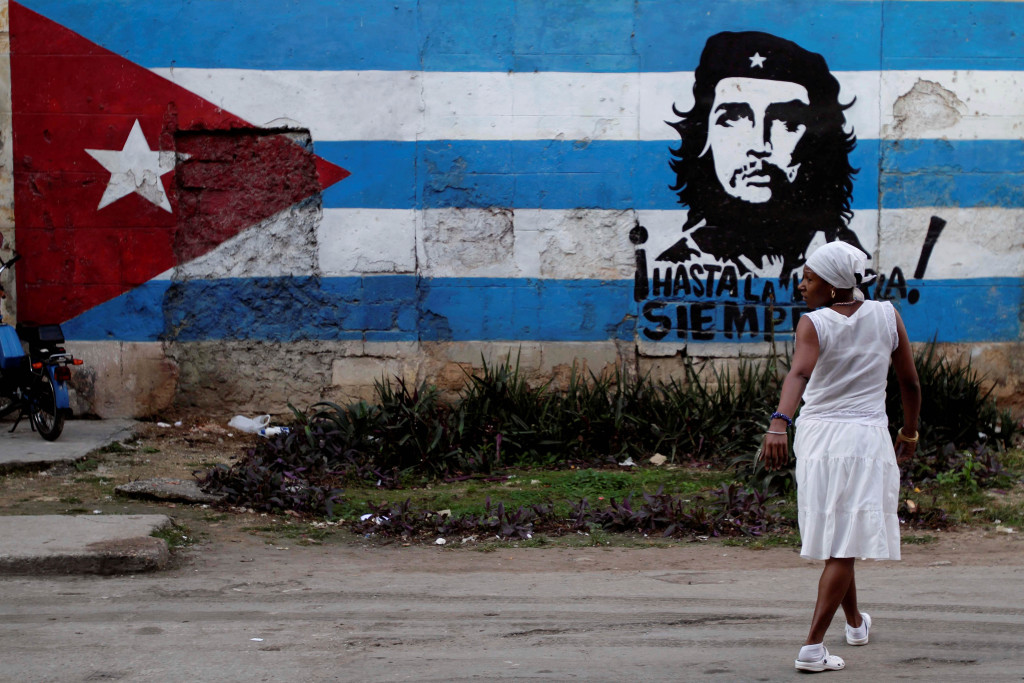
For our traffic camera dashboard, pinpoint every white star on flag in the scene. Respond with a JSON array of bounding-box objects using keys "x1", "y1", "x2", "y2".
[
  {"x1": 749, "y1": 52, "x2": 766, "y2": 68},
  {"x1": 86, "y1": 119, "x2": 180, "y2": 212}
]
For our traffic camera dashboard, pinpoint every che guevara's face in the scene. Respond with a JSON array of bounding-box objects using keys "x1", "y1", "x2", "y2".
[{"x1": 703, "y1": 77, "x2": 810, "y2": 204}]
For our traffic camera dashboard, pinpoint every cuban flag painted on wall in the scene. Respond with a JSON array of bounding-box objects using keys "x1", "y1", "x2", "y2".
[
  {"x1": 9, "y1": 0, "x2": 1024, "y2": 345},
  {"x1": 10, "y1": 2, "x2": 350, "y2": 335}
]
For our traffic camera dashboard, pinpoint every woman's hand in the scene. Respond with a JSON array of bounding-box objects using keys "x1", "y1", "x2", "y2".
[
  {"x1": 894, "y1": 430, "x2": 918, "y2": 466},
  {"x1": 761, "y1": 432, "x2": 789, "y2": 471}
]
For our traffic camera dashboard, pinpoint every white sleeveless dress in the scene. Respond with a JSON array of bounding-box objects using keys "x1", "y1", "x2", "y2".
[{"x1": 793, "y1": 300, "x2": 901, "y2": 561}]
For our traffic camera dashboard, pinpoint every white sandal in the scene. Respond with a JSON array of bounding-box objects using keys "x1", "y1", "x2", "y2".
[
  {"x1": 846, "y1": 612, "x2": 871, "y2": 646},
  {"x1": 795, "y1": 647, "x2": 846, "y2": 672}
]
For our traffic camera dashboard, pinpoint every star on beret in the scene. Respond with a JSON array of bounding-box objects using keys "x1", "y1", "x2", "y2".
[{"x1": 749, "y1": 52, "x2": 766, "y2": 69}]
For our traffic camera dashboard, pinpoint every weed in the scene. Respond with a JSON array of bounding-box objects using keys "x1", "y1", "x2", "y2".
[
  {"x1": 243, "y1": 521, "x2": 336, "y2": 543},
  {"x1": 898, "y1": 496, "x2": 952, "y2": 529},
  {"x1": 934, "y1": 452, "x2": 984, "y2": 493},
  {"x1": 151, "y1": 523, "x2": 196, "y2": 549},
  {"x1": 74, "y1": 458, "x2": 100, "y2": 472},
  {"x1": 73, "y1": 475, "x2": 108, "y2": 485},
  {"x1": 902, "y1": 534, "x2": 937, "y2": 545},
  {"x1": 721, "y1": 533, "x2": 801, "y2": 549},
  {"x1": 518, "y1": 535, "x2": 551, "y2": 548},
  {"x1": 998, "y1": 448, "x2": 1024, "y2": 473}
]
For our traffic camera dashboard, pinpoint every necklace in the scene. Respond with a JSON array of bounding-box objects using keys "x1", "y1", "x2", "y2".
[{"x1": 831, "y1": 300, "x2": 858, "y2": 307}]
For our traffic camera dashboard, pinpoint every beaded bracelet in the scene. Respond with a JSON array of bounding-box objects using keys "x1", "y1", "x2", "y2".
[{"x1": 770, "y1": 412, "x2": 793, "y2": 429}]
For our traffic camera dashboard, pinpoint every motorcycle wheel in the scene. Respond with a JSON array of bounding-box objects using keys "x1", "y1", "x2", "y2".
[{"x1": 31, "y1": 374, "x2": 64, "y2": 441}]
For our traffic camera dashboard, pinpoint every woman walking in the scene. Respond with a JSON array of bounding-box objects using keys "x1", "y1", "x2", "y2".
[{"x1": 761, "y1": 240, "x2": 921, "y2": 673}]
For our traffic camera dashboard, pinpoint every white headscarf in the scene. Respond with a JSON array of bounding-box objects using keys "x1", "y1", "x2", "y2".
[{"x1": 805, "y1": 241, "x2": 873, "y2": 291}]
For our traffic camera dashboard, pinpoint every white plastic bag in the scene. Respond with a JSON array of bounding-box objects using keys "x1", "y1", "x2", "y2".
[{"x1": 228, "y1": 414, "x2": 271, "y2": 434}]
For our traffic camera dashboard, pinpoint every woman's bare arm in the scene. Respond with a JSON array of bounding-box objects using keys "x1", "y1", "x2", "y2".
[
  {"x1": 763, "y1": 315, "x2": 819, "y2": 471},
  {"x1": 891, "y1": 310, "x2": 921, "y2": 462}
]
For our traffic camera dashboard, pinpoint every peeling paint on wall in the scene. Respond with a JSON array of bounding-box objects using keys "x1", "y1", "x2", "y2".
[{"x1": 889, "y1": 79, "x2": 968, "y2": 138}]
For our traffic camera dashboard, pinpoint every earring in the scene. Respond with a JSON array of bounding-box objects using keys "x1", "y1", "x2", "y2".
[{"x1": 830, "y1": 288, "x2": 836, "y2": 299}]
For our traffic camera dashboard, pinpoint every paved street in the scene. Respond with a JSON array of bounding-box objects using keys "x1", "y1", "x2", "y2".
[{"x1": 2, "y1": 537, "x2": 1022, "y2": 682}]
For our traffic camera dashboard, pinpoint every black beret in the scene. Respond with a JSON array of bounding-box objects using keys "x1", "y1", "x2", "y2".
[{"x1": 693, "y1": 31, "x2": 841, "y2": 108}]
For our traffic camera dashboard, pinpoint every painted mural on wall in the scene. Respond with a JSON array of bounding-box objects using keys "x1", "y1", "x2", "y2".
[
  {"x1": 635, "y1": 31, "x2": 944, "y2": 345},
  {"x1": 8, "y1": 2, "x2": 350, "y2": 332},
  {"x1": 7, "y1": 0, "x2": 1024, "y2": 352}
]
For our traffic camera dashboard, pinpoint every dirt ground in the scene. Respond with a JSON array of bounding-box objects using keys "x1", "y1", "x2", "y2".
[{"x1": 1, "y1": 414, "x2": 1022, "y2": 573}]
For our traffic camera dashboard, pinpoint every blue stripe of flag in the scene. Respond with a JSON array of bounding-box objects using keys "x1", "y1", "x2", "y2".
[
  {"x1": 61, "y1": 276, "x2": 1023, "y2": 345},
  {"x1": 318, "y1": 139, "x2": 1024, "y2": 210},
  {"x1": 18, "y1": 0, "x2": 1024, "y2": 72}
]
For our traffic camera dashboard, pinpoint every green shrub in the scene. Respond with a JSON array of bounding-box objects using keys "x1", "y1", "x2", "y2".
[
  {"x1": 887, "y1": 342, "x2": 1019, "y2": 487},
  {"x1": 200, "y1": 346, "x2": 1017, "y2": 516}
]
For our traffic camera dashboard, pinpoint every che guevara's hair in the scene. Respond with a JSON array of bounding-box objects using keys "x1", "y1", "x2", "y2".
[{"x1": 667, "y1": 32, "x2": 858, "y2": 241}]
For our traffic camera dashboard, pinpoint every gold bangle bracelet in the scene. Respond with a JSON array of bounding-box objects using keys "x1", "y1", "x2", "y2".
[{"x1": 897, "y1": 427, "x2": 919, "y2": 443}]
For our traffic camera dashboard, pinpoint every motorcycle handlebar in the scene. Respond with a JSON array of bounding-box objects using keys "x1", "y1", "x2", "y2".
[{"x1": 0, "y1": 253, "x2": 20, "y2": 272}]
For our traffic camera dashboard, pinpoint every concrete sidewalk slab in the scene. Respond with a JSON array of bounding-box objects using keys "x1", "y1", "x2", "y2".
[
  {"x1": 115, "y1": 477, "x2": 224, "y2": 504},
  {"x1": 0, "y1": 419, "x2": 136, "y2": 472},
  {"x1": 0, "y1": 514, "x2": 172, "y2": 575}
]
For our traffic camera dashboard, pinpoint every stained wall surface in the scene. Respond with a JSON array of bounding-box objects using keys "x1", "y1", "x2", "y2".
[{"x1": 2, "y1": 0, "x2": 1022, "y2": 416}]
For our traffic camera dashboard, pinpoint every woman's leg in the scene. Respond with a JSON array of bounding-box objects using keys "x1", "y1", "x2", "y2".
[
  {"x1": 840, "y1": 568, "x2": 862, "y2": 627},
  {"x1": 805, "y1": 557, "x2": 858, "y2": 645}
]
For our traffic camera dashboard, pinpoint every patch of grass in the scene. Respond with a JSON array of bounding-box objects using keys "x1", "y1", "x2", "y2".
[
  {"x1": 721, "y1": 532, "x2": 801, "y2": 549},
  {"x1": 74, "y1": 458, "x2": 101, "y2": 472},
  {"x1": 473, "y1": 531, "x2": 674, "y2": 550},
  {"x1": 341, "y1": 465, "x2": 734, "y2": 521},
  {"x1": 902, "y1": 534, "x2": 937, "y2": 545},
  {"x1": 242, "y1": 520, "x2": 337, "y2": 544},
  {"x1": 471, "y1": 529, "x2": 613, "y2": 551},
  {"x1": 96, "y1": 442, "x2": 128, "y2": 454},
  {"x1": 202, "y1": 512, "x2": 229, "y2": 523},
  {"x1": 151, "y1": 523, "x2": 196, "y2": 549},
  {"x1": 59, "y1": 496, "x2": 82, "y2": 505},
  {"x1": 543, "y1": 466, "x2": 729, "y2": 500},
  {"x1": 998, "y1": 448, "x2": 1024, "y2": 475},
  {"x1": 512, "y1": 535, "x2": 551, "y2": 548},
  {"x1": 907, "y1": 486, "x2": 989, "y2": 526},
  {"x1": 578, "y1": 530, "x2": 613, "y2": 547},
  {"x1": 71, "y1": 475, "x2": 116, "y2": 496},
  {"x1": 354, "y1": 482, "x2": 788, "y2": 542},
  {"x1": 976, "y1": 492, "x2": 1024, "y2": 528}
]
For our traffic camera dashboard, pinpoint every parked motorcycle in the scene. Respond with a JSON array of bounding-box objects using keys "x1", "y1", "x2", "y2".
[{"x1": 0, "y1": 254, "x2": 83, "y2": 440}]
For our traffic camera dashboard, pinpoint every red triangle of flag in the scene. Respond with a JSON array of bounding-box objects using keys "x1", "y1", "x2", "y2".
[{"x1": 10, "y1": 1, "x2": 350, "y2": 323}]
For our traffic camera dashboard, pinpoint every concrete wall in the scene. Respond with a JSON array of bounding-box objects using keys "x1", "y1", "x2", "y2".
[{"x1": 3, "y1": 0, "x2": 1023, "y2": 417}]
